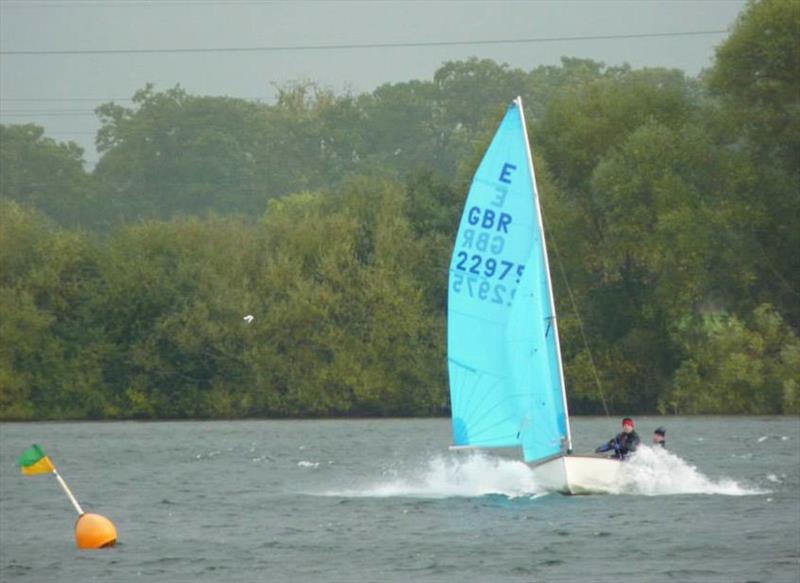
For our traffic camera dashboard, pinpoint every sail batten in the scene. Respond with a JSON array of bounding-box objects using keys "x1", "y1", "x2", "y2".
[{"x1": 447, "y1": 97, "x2": 569, "y2": 463}]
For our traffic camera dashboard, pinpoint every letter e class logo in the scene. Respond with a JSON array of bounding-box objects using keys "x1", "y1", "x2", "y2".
[{"x1": 499, "y1": 163, "x2": 517, "y2": 184}]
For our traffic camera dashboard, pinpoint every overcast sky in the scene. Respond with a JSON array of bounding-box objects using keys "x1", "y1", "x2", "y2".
[{"x1": 1, "y1": 0, "x2": 746, "y2": 166}]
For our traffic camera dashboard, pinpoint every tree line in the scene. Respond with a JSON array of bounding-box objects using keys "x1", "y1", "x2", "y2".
[{"x1": 1, "y1": 0, "x2": 797, "y2": 419}]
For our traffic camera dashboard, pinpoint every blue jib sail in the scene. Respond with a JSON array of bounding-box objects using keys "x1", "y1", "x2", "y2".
[{"x1": 447, "y1": 98, "x2": 570, "y2": 463}]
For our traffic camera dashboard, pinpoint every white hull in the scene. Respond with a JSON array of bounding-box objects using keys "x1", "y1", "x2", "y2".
[{"x1": 530, "y1": 455, "x2": 622, "y2": 495}]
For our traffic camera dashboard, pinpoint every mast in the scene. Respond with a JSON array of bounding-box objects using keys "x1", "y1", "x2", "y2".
[{"x1": 514, "y1": 96, "x2": 573, "y2": 453}]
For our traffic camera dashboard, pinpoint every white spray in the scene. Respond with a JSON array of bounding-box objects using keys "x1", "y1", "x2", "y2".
[{"x1": 320, "y1": 448, "x2": 765, "y2": 498}]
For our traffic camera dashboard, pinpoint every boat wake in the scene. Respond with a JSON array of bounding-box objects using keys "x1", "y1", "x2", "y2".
[
  {"x1": 614, "y1": 446, "x2": 767, "y2": 496},
  {"x1": 322, "y1": 452, "x2": 547, "y2": 499},
  {"x1": 320, "y1": 448, "x2": 765, "y2": 498}
]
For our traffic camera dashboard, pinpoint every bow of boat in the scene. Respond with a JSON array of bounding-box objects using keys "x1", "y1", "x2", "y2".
[{"x1": 530, "y1": 454, "x2": 622, "y2": 495}]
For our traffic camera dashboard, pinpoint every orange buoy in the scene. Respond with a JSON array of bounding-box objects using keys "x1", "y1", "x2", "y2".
[{"x1": 75, "y1": 513, "x2": 117, "y2": 549}]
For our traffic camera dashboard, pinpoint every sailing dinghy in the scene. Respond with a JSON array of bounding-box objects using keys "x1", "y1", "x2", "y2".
[{"x1": 447, "y1": 97, "x2": 620, "y2": 495}]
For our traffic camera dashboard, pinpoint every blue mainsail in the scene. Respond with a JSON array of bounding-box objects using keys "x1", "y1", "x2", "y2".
[{"x1": 447, "y1": 98, "x2": 571, "y2": 464}]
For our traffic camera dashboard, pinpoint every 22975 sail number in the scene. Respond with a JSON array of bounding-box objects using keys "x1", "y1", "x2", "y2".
[
  {"x1": 453, "y1": 252, "x2": 524, "y2": 281},
  {"x1": 451, "y1": 252, "x2": 525, "y2": 306},
  {"x1": 451, "y1": 274, "x2": 517, "y2": 305}
]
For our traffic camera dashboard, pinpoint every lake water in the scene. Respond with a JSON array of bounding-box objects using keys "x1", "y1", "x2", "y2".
[{"x1": 1, "y1": 417, "x2": 798, "y2": 582}]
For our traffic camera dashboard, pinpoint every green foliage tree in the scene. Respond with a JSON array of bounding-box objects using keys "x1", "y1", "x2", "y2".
[
  {"x1": 709, "y1": 0, "x2": 800, "y2": 170},
  {"x1": 257, "y1": 83, "x2": 371, "y2": 197},
  {"x1": 92, "y1": 216, "x2": 262, "y2": 418},
  {"x1": 86, "y1": 58, "x2": 613, "y2": 228},
  {"x1": 0, "y1": 124, "x2": 96, "y2": 228},
  {"x1": 662, "y1": 304, "x2": 800, "y2": 414},
  {"x1": 246, "y1": 178, "x2": 446, "y2": 417},
  {"x1": 706, "y1": 0, "x2": 800, "y2": 329},
  {"x1": 537, "y1": 67, "x2": 697, "y2": 195},
  {"x1": 536, "y1": 68, "x2": 705, "y2": 411},
  {"x1": 94, "y1": 85, "x2": 267, "y2": 223},
  {"x1": 0, "y1": 201, "x2": 108, "y2": 418},
  {"x1": 2, "y1": 36, "x2": 797, "y2": 419}
]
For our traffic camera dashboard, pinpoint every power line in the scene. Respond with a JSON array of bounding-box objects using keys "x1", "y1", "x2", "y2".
[
  {"x1": 1, "y1": 108, "x2": 100, "y2": 113},
  {"x1": 1, "y1": 0, "x2": 268, "y2": 8},
  {"x1": 0, "y1": 30, "x2": 728, "y2": 56},
  {"x1": 35, "y1": 131, "x2": 98, "y2": 136},
  {"x1": 0, "y1": 96, "x2": 269, "y2": 103},
  {"x1": 0, "y1": 97, "x2": 135, "y2": 102},
  {"x1": 0, "y1": 112, "x2": 97, "y2": 117}
]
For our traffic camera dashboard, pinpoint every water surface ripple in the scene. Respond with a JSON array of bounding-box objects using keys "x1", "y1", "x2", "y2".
[{"x1": 1, "y1": 417, "x2": 797, "y2": 582}]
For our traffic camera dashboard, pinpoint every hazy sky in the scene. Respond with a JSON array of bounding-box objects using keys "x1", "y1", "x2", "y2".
[{"x1": 1, "y1": 0, "x2": 747, "y2": 165}]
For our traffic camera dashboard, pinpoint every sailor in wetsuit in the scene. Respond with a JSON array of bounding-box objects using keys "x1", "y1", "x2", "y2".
[
  {"x1": 595, "y1": 417, "x2": 641, "y2": 459},
  {"x1": 652, "y1": 426, "x2": 666, "y2": 448}
]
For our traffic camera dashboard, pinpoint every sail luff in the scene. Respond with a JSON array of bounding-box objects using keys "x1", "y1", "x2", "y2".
[{"x1": 514, "y1": 96, "x2": 573, "y2": 453}]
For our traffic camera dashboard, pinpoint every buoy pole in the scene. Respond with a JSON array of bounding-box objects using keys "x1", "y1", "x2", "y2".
[
  {"x1": 18, "y1": 444, "x2": 117, "y2": 549},
  {"x1": 52, "y1": 469, "x2": 84, "y2": 515},
  {"x1": 52, "y1": 465, "x2": 118, "y2": 549}
]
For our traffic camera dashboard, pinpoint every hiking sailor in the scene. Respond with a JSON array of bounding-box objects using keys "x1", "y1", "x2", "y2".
[
  {"x1": 652, "y1": 426, "x2": 666, "y2": 448},
  {"x1": 595, "y1": 417, "x2": 641, "y2": 459}
]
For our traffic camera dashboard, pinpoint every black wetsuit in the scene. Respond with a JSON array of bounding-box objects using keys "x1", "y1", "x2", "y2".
[{"x1": 596, "y1": 430, "x2": 640, "y2": 459}]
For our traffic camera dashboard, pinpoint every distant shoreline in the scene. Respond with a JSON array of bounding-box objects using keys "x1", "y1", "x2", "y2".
[{"x1": 3, "y1": 413, "x2": 797, "y2": 423}]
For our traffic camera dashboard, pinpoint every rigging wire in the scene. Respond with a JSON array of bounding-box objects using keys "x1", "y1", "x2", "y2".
[{"x1": 544, "y1": 215, "x2": 611, "y2": 417}]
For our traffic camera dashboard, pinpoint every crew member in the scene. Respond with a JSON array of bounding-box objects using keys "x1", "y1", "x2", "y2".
[
  {"x1": 652, "y1": 426, "x2": 666, "y2": 448},
  {"x1": 595, "y1": 417, "x2": 641, "y2": 459}
]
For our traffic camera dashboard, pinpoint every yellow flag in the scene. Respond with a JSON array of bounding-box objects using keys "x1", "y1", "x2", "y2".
[{"x1": 18, "y1": 444, "x2": 56, "y2": 475}]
